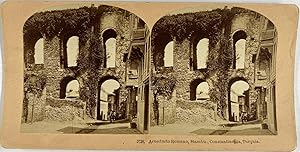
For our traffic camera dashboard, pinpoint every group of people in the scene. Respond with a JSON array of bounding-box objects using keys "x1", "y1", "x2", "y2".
[{"x1": 109, "y1": 110, "x2": 117, "y2": 123}]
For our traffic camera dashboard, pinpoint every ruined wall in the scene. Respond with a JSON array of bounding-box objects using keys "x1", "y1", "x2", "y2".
[
  {"x1": 23, "y1": 7, "x2": 133, "y2": 122},
  {"x1": 25, "y1": 88, "x2": 47, "y2": 122},
  {"x1": 228, "y1": 13, "x2": 261, "y2": 119},
  {"x1": 151, "y1": 9, "x2": 263, "y2": 125},
  {"x1": 44, "y1": 98, "x2": 85, "y2": 121}
]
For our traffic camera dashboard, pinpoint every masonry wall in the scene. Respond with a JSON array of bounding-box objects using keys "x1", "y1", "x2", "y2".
[
  {"x1": 23, "y1": 8, "x2": 133, "y2": 123},
  {"x1": 151, "y1": 11, "x2": 263, "y2": 125},
  {"x1": 44, "y1": 98, "x2": 85, "y2": 121}
]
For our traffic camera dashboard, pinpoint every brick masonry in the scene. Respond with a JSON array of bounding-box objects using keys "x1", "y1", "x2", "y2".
[
  {"x1": 151, "y1": 10, "x2": 265, "y2": 125},
  {"x1": 23, "y1": 7, "x2": 133, "y2": 122}
]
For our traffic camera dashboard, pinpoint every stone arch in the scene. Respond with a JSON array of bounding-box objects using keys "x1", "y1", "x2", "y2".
[
  {"x1": 190, "y1": 31, "x2": 209, "y2": 70},
  {"x1": 190, "y1": 78, "x2": 208, "y2": 101},
  {"x1": 152, "y1": 33, "x2": 173, "y2": 68},
  {"x1": 164, "y1": 41, "x2": 174, "y2": 67},
  {"x1": 232, "y1": 30, "x2": 247, "y2": 69},
  {"x1": 66, "y1": 36, "x2": 79, "y2": 67},
  {"x1": 34, "y1": 38, "x2": 44, "y2": 64},
  {"x1": 23, "y1": 29, "x2": 43, "y2": 67},
  {"x1": 102, "y1": 29, "x2": 117, "y2": 68},
  {"x1": 97, "y1": 75, "x2": 121, "y2": 120},
  {"x1": 61, "y1": 32, "x2": 80, "y2": 68},
  {"x1": 60, "y1": 76, "x2": 79, "y2": 99},
  {"x1": 228, "y1": 77, "x2": 250, "y2": 122}
]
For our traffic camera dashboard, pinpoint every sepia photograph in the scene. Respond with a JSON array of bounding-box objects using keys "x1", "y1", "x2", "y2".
[
  {"x1": 150, "y1": 6, "x2": 278, "y2": 135},
  {"x1": 22, "y1": 4, "x2": 151, "y2": 134},
  {"x1": 0, "y1": 1, "x2": 297, "y2": 151}
]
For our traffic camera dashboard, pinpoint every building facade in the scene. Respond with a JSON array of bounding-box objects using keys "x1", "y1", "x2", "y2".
[{"x1": 126, "y1": 15, "x2": 151, "y2": 133}]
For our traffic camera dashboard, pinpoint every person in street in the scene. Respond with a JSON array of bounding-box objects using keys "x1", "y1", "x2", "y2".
[
  {"x1": 109, "y1": 110, "x2": 114, "y2": 123},
  {"x1": 112, "y1": 111, "x2": 117, "y2": 121},
  {"x1": 240, "y1": 112, "x2": 247, "y2": 124}
]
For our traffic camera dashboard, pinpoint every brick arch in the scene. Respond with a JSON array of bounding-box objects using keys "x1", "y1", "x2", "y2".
[
  {"x1": 23, "y1": 29, "x2": 43, "y2": 67},
  {"x1": 190, "y1": 78, "x2": 207, "y2": 101},
  {"x1": 190, "y1": 31, "x2": 210, "y2": 70},
  {"x1": 60, "y1": 76, "x2": 79, "y2": 99},
  {"x1": 102, "y1": 28, "x2": 117, "y2": 68},
  {"x1": 227, "y1": 77, "x2": 249, "y2": 121},
  {"x1": 97, "y1": 75, "x2": 121, "y2": 120},
  {"x1": 232, "y1": 30, "x2": 247, "y2": 69},
  {"x1": 152, "y1": 32, "x2": 173, "y2": 68},
  {"x1": 98, "y1": 75, "x2": 120, "y2": 86},
  {"x1": 60, "y1": 32, "x2": 80, "y2": 68},
  {"x1": 101, "y1": 28, "x2": 118, "y2": 41}
]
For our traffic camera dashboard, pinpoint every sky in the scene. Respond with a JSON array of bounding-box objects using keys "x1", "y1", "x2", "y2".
[
  {"x1": 196, "y1": 38, "x2": 209, "y2": 69},
  {"x1": 235, "y1": 39, "x2": 246, "y2": 69},
  {"x1": 66, "y1": 80, "x2": 79, "y2": 97},
  {"x1": 101, "y1": 79, "x2": 120, "y2": 94},
  {"x1": 105, "y1": 38, "x2": 116, "y2": 68},
  {"x1": 196, "y1": 82, "x2": 209, "y2": 98},
  {"x1": 231, "y1": 80, "x2": 249, "y2": 96},
  {"x1": 164, "y1": 41, "x2": 174, "y2": 67},
  {"x1": 34, "y1": 38, "x2": 44, "y2": 64},
  {"x1": 66, "y1": 36, "x2": 79, "y2": 67}
]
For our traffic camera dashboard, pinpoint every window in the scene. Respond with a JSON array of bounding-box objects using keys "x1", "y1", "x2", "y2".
[
  {"x1": 196, "y1": 82, "x2": 209, "y2": 100},
  {"x1": 196, "y1": 38, "x2": 209, "y2": 69},
  {"x1": 65, "y1": 80, "x2": 79, "y2": 98},
  {"x1": 153, "y1": 33, "x2": 172, "y2": 68},
  {"x1": 105, "y1": 38, "x2": 116, "y2": 68},
  {"x1": 164, "y1": 41, "x2": 174, "y2": 67},
  {"x1": 34, "y1": 38, "x2": 44, "y2": 64},
  {"x1": 235, "y1": 39, "x2": 246, "y2": 69},
  {"x1": 66, "y1": 36, "x2": 79, "y2": 67},
  {"x1": 190, "y1": 79, "x2": 209, "y2": 101},
  {"x1": 229, "y1": 79, "x2": 250, "y2": 121},
  {"x1": 233, "y1": 30, "x2": 247, "y2": 69},
  {"x1": 103, "y1": 29, "x2": 117, "y2": 68}
]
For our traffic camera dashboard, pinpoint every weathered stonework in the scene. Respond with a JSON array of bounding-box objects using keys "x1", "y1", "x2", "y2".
[
  {"x1": 23, "y1": 6, "x2": 136, "y2": 123},
  {"x1": 151, "y1": 8, "x2": 275, "y2": 126}
]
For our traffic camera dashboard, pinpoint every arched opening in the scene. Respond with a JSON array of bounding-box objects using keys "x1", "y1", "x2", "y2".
[
  {"x1": 153, "y1": 33, "x2": 173, "y2": 68},
  {"x1": 34, "y1": 38, "x2": 44, "y2": 64},
  {"x1": 228, "y1": 79, "x2": 250, "y2": 122},
  {"x1": 102, "y1": 29, "x2": 117, "y2": 68},
  {"x1": 164, "y1": 41, "x2": 174, "y2": 67},
  {"x1": 23, "y1": 29, "x2": 43, "y2": 66},
  {"x1": 65, "y1": 80, "x2": 79, "y2": 98},
  {"x1": 97, "y1": 77, "x2": 121, "y2": 120},
  {"x1": 196, "y1": 38, "x2": 209, "y2": 69},
  {"x1": 66, "y1": 36, "x2": 79, "y2": 67},
  {"x1": 233, "y1": 30, "x2": 247, "y2": 69},
  {"x1": 196, "y1": 82, "x2": 210, "y2": 101},
  {"x1": 190, "y1": 79, "x2": 209, "y2": 101},
  {"x1": 60, "y1": 77, "x2": 79, "y2": 99}
]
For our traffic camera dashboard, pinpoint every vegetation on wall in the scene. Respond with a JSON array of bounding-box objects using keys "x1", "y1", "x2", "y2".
[
  {"x1": 23, "y1": 5, "x2": 129, "y2": 118},
  {"x1": 23, "y1": 73, "x2": 47, "y2": 122},
  {"x1": 151, "y1": 72, "x2": 176, "y2": 125},
  {"x1": 76, "y1": 31, "x2": 103, "y2": 118},
  {"x1": 23, "y1": 5, "x2": 128, "y2": 40},
  {"x1": 152, "y1": 7, "x2": 255, "y2": 119}
]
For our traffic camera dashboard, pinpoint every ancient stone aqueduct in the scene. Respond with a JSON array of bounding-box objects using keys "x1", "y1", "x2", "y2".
[
  {"x1": 150, "y1": 7, "x2": 277, "y2": 133},
  {"x1": 23, "y1": 5, "x2": 277, "y2": 133},
  {"x1": 23, "y1": 5, "x2": 136, "y2": 122}
]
